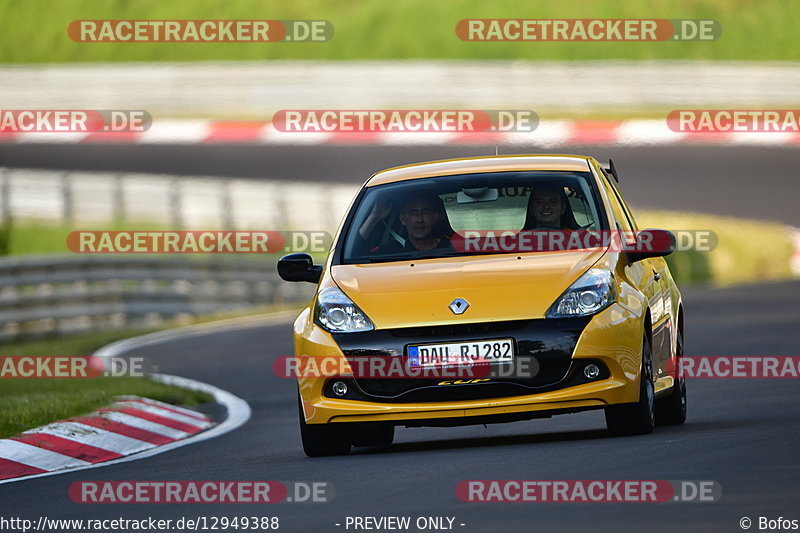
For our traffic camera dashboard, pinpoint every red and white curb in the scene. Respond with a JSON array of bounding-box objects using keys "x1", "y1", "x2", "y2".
[
  {"x1": 0, "y1": 395, "x2": 213, "y2": 481},
  {"x1": 2, "y1": 119, "x2": 800, "y2": 146},
  {"x1": 0, "y1": 374, "x2": 250, "y2": 485},
  {"x1": 0, "y1": 312, "x2": 296, "y2": 484}
]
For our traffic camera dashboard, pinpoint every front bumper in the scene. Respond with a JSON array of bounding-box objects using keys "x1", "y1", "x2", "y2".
[{"x1": 295, "y1": 302, "x2": 644, "y2": 425}]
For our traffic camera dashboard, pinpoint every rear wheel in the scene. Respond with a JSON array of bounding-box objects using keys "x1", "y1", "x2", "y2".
[
  {"x1": 298, "y1": 394, "x2": 351, "y2": 457},
  {"x1": 656, "y1": 329, "x2": 687, "y2": 425},
  {"x1": 605, "y1": 334, "x2": 655, "y2": 436}
]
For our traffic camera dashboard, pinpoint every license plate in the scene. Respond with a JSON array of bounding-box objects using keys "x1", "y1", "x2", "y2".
[{"x1": 407, "y1": 339, "x2": 515, "y2": 369}]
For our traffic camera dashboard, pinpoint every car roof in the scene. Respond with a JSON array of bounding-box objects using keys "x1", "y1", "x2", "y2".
[{"x1": 365, "y1": 154, "x2": 594, "y2": 187}]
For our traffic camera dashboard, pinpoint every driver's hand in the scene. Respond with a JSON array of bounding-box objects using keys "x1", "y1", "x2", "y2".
[
  {"x1": 370, "y1": 198, "x2": 393, "y2": 221},
  {"x1": 359, "y1": 198, "x2": 394, "y2": 239}
]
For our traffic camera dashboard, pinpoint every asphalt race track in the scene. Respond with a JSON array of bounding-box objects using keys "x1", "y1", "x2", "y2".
[
  {"x1": 0, "y1": 280, "x2": 799, "y2": 532},
  {"x1": 1, "y1": 143, "x2": 799, "y2": 225},
  {"x1": 1, "y1": 143, "x2": 798, "y2": 532}
]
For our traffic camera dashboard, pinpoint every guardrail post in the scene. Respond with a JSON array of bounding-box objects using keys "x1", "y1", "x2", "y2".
[
  {"x1": 61, "y1": 172, "x2": 73, "y2": 224},
  {"x1": 1, "y1": 168, "x2": 11, "y2": 226},
  {"x1": 113, "y1": 174, "x2": 126, "y2": 222},
  {"x1": 170, "y1": 176, "x2": 183, "y2": 229},
  {"x1": 220, "y1": 179, "x2": 235, "y2": 229},
  {"x1": 275, "y1": 182, "x2": 288, "y2": 228}
]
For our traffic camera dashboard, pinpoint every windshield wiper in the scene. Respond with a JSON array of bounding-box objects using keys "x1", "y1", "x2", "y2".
[{"x1": 366, "y1": 250, "x2": 464, "y2": 263}]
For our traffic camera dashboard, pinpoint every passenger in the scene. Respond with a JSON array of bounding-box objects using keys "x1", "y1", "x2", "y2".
[{"x1": 523, "y1": 185, "x2": 580, "y2": 230}]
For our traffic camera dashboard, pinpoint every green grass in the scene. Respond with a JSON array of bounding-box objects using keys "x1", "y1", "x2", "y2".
[
  {"x1": 0, "y1": 376, "x2": 212, "y2": 439},
  {"x1": 637, "y1": 209, "x2": 795, "y2": 286},
  {"x1": 0, "y1": 327, "x2": 214, "y2": 438},
  {"x1": 0, "y1": 0, "x2": 798, "y2": 63},
  {"x1": 0, "y1": 221, "x2": 329, "y2": 263},
  {"x1": 0, "y1": 220, "x2": 161, "y2": 256}
]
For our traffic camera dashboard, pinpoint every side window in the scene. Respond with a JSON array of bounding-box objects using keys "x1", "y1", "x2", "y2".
[
  {"x1": 564, "y1": 185, "x2": 595, "y2": 228},
  {"x1": 597, "y1": 168, "x2": 635, "y2": 243},
  {"x1": 601, "y1": 169, "x2": 639, "y2": 231}
]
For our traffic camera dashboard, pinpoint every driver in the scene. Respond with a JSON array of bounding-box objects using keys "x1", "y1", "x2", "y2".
[{"x1": 357, "y1": 193, "x2": 452, "y2": 254}]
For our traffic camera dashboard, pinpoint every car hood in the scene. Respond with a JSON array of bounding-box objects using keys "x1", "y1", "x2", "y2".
[{"x1": 330, "y1": 250, "x2": 606, "y2": 329}]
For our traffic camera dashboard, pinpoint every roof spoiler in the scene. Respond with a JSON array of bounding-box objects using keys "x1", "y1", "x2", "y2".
[{"x1": 601, "y1": 159, "x2": 619, "y2": 182}]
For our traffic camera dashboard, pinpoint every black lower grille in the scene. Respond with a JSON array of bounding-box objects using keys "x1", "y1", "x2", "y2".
[
  {"x1": 330, "y1": 317, "x2": 594, "y2": 403},
  {"x1": 324, "y1": 359, "x2": 609, "y2": 403}
]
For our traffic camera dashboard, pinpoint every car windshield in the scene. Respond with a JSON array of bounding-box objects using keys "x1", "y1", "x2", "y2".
[{"x1": 340, "y1": 170, "x2": 607, "y2": 264}]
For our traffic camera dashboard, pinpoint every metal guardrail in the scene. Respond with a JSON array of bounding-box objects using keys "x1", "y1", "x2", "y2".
[
  {"x1": 0, "y1": 167, "x2": 349, "y2": 342},
  {"x1": 2, "y1": 62, "x2": 799, "y2": 116},
  {"x1": 0, "y1": 255, "x2": 314, "y2": 342},
  {"x1": 0, "y1": 167, "x2": 359, "y2": 230}
]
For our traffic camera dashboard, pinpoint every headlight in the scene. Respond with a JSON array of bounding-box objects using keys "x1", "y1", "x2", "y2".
[
  {"x1": 314, "y1": 286, "x2": 374, "y2": 333},
  {"x1": 546, "y1": 268, "x2": 616, "y2": 318}
]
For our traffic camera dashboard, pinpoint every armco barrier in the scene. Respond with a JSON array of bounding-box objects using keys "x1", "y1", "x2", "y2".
[
  {"x1": 1, "y1": 61, "x2": 798, "y2": 116},
  {"x1": 0, "y1": 167, "x2": 359, "y2": 230},
  {"x1": 0, "y1": 255, "x2": 314, "y2": 341}
]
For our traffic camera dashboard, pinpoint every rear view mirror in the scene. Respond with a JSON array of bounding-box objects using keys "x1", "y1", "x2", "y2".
[
  {"x1": 456, "y1": 187, "x2": 499, "y2": 203},
  {"x1": 277, "y1": 253, "x2": 323, "y2": 283},
  {"x1": 626, "y1": 229, "x2": 676, "y2": 263}
]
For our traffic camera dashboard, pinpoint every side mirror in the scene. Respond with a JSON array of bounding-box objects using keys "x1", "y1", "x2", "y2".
[
  {"x1": 277, "y1": 253, "x2": 323, "y2": 283},
  {"x1": 626, "y1": 229, "x2": 676, "y2": 263}
]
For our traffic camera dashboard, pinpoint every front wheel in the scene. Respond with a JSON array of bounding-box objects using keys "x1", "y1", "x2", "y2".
[
  {"x1": 298, "y1": 394, "x2": 351, "y2": 457},
  {"x1": 656, "y1": 329, "x2": 687, "y2": 426},
  {"x1": 605, "y1": 334, "x2": 655, "y2": 436},
  {"x1": 350, "y1": 423, "x2": 394, "y2": 447}
]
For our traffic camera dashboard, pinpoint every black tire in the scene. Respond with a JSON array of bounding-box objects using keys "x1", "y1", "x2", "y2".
[
  {"x1": 298, "y1": 394, "x2": 351, "y2": 457},
  {"x1": 605, "y1": 334, "x2": 655, "y2": 436},
  {"x1": 350, "y1": 423, "x2": 395, "y2": 447},
  {"x1": 656, "y1": 329, "x2": 687, "y2": 426}
]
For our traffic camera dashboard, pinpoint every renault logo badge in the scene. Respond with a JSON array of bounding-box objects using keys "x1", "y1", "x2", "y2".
[{"x1": 448, "y1": 298, "x2": 469, "y2": 315}]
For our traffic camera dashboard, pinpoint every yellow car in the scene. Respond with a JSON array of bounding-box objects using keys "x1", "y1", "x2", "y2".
[{"x1": 278, "y1": 154, "x2": 686, "y2": 457}]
